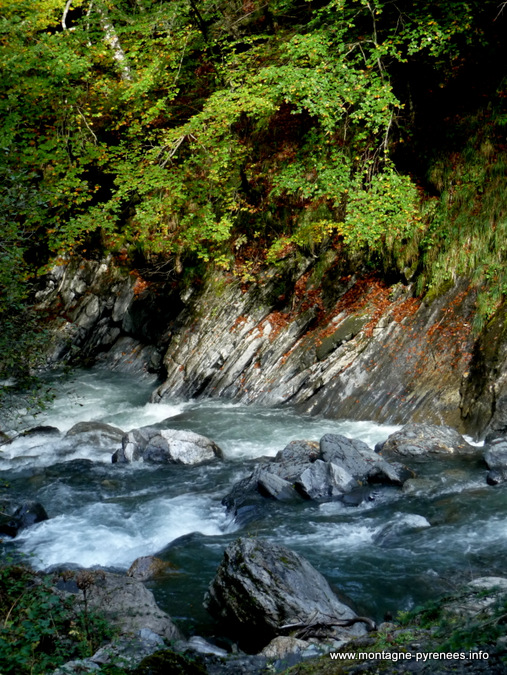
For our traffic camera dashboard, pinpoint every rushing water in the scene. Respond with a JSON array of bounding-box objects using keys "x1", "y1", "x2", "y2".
[{"x1": 0, "y1": 368, "x2": 504, "y2": 637}]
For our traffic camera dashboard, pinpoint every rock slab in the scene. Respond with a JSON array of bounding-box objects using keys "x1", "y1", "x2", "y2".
[{"x1": 204, "y1": 537, "x2": 367, "y2": 651}]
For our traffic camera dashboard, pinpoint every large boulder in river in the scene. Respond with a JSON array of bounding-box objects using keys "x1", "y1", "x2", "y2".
[
  {"x1": 222, "y1": 436, "x2": 412, "y2": 519},
  {"x1": 64, "y1": 422, "x2": 125, "y2": 456},
  {"x1": 66, "y1": 421, "x2": 124, "y2": 443},
  {"x1": 113, "y1": 427, "x2": 223, "y2": 464},
  {"x1": 377, "y1": 423, "x2": 476, "y2": 461},
  {"x1": 483, "y1": 437, "x2": 507, "y2": 485},
  {"x1": 204, "y1": 537, "x2": 369, "y2": 651}
]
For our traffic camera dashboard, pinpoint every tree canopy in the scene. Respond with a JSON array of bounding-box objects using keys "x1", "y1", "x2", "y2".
[{"x1": 1, "y1": 0, "x2": 506, "y2": 395}]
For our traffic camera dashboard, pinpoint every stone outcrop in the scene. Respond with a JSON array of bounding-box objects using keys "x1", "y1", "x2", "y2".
[
  {"x1": 150, "y1": 268, "x2": 477, "y2": 433},
  {"x1": 53, "y1": 569, "x2": 181, "y2": 641},
  {"x1": 377, "y1": 423, "x2": 477, "y2": 462},
  {"x1": 35, "y1": 256, "x2": 182, "y2": 375},
  {"x1": 113, "y1": 426, "x2": 223, "y2": 464},
  {"x1": 37, "y1": 253, "x2": 507, "y2": 438},
  {"x1": 64, "y1": 422, "x2": 124, "y2": 456},
  {"x1": 204, "y1": 537, "x2": 369, "y2": 651},
  {"x1": 223, "y1": 436, "x2": 413, "y2": 521}
]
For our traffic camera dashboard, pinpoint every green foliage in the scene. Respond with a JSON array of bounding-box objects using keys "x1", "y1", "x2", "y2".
[
  {"x1": 0, "y1": 0, "x2": 506, "y2": 394},
  {"x1": 0, "y1": 562, "x2": 117, "y2": 675},
  {"x1": 418, "y1": 110, "x2": 507, "y2": 326},
  {"x1": 132, "y1": 649, "x2": 206, "y2": 675},
  {"x1": 398, "y1": 585, "x2": 507, "y2": 655}
]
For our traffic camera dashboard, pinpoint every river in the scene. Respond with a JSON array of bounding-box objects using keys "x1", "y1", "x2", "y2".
[{"x1": 0, "y1": 368, "x2": 504, "y2": 638}]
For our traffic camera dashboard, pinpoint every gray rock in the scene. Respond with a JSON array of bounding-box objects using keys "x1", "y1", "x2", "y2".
[
  {"x1": 114, "y1": 427, "x2": 223, "y2": 465},
  {"x1": 379, "y1": 424, "x2": 476, "y2": 461},
  {"x1": 261, "y1": 635, "x2": 310, "y2": 659},
  {"x1": 204, "y1": 537, "x2": 367, "y2": 651},
  {"x1": 0, "y1": 500, "x2": 49, "y2": 537},
  {"x1": 484, "y1": 438, "x2": 507, "y2": 485},
  {"x1": 223, "y1": 435, "x2": 410, "y2": 517},
  {"x1": 54, "y1": 569, "x2": 182, "y2": 641},
  {"x1": 366, "y1": 460, "x2": 415, "y2": 486},
  {"x1": 443, "y1": 576, "x2": 507, "y2": 619},
  {"x1": 321, "y1": 434, "x2": 414, "y2": 486},
  {"x1": 257, "y1": 470, "x2": 300, "y2": 501},
  {"x1": 21, "y1": 425, "x2": 61, "y2": 438},
  {"x1": 51, "y1": 659, "x2": 100, "y2": 674},
  {"x1": 295, "y1": 460, "x2": 357, "y2": 500},
  {"x1": 65, "y1": 422, "x2": 124, "y2": 453},
  {"x1": 127, "y1": 555, "x2": 174, "y2": 581},
  {"x1": 402, "y1": 478, "x2": 438, "y2": 495},
  {"x1": 89, "y1": 629, "x2": 165, "y2": 671},
  {"x1": 273, "y1": 440, "x2": 321, "y2": 475},
  {"x1": 186, "y1": 636, "x2": 228, "y2": 657},
  {"x1": 320, "y1": 434, "x2": 378, "y2": 477},
  {"x1": 373, "y1": 514, "x2": 431, "y2": 547}
]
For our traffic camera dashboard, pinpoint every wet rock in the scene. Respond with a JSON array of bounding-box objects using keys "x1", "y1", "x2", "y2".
[
  {"x1": 185, "y1": 636, "x2": 228, "y2": 657},
  {"x1": 223, "y1": 435, "x2": 411, "y2": 518},
  {"x1": 131, "y1": 649, "x2": 206, "y2": 675},
  {"x1": 379, "y1": 424, "x2": 476, "y2": 462},
  {"x1": 222, "y1": 441, "x2": 319, "y2": 509},
  {"x1": 90, "y1": 629, "x2": 165, "y2": 671},
  {"x1": 402, "y1": 478, "x2": 438, "y2": 495},
  {"x1": 65, "y1": 422, "x2": 124, "y2": 454},
  {"x1": 295, "y1": 460, "x2": 357, "y2": 500},
  {"x1": 260, "y1": 635, "x2": 310, "y2": 659},
  {"x1": 341, "y1": 486, "x2": 375, "y2": 506},
  {"x1": 0, "y1": 500, "x2": 49, "y2": 537},
  {"x1": 373, "y1": 514, "x2": 431, "y2": 547},
  {"x1": 320, "y1": 434, "x2": 378, "y2": 475},
  {"x1": 366, "y1": 460, "x2": 415, "y2": 485},
  {"x1": 204, "y1": 537, "x2": 368, "y2": 651},
  {"x1": 53, "y1": 569, "x2": 182, "y2": 641},
  {"x1": 127, "y1": 556, "x2": 175, "y2": 581},
  {"x1": 484, "y1": 438, "x2": 507, "y2": 485},
  {"x1": 257, "y1": 471, "x2": 300, "y2": 501},
  {"x1": 321, "y1": 434, "x2": 414, "y2": 486},
  {"x1": 114, "y1": 427, "x2": 223, "y2": 465},
  {"x1": 21, "y1": 425, "x2": 61, "y2": 438},
  {"x1": 273, "y1": 440, "x2": 321, "y2": 474}
]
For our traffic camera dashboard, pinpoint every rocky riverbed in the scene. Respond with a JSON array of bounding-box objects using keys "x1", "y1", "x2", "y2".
[{"x1": 1, "y1": 370, "x2": 507, "y2": 673}]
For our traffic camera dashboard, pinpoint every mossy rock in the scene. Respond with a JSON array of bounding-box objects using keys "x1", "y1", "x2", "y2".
[{"x1": 132, "y1": 649, "x2": 206, "y2": 675}]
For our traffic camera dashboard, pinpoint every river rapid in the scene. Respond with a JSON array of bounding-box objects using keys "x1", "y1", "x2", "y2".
[{"x1": 1, "y1": 368, "x2": 505, "y2": 638}]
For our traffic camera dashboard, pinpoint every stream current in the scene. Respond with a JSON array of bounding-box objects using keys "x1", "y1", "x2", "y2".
[{"x1": 1, "y1": 368, "x2": 505, "y2": 637}]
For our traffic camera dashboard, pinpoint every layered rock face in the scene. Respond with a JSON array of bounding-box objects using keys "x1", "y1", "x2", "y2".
[
  {"x1": 36, "y1": 253, "x2": 505, "y2": 437},
  {"x1": 151, "y1": 266, "x2": 477, "y2": 433}
]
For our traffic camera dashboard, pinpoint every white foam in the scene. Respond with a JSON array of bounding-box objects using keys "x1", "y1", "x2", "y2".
[{"x1": 18, "y1": 494, "x2": 234, "y2": 570}]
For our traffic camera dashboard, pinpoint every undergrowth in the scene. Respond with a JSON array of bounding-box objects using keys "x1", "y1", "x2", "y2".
[
  {"x1": 0, "y1": 561, "x2": 119, "y2": 674},
  {"x1": 414, "y1": 104, "x2": 507, "y2": 329}
]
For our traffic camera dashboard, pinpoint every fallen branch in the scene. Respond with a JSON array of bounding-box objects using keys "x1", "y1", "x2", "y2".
[{"x1": 280, "y1": 614, "x2": 377, "y2": 639}]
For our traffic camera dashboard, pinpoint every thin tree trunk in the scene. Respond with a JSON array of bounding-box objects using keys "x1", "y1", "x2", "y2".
[{"x1": 97, "y1": 3, "x2": 132, "y2": 82}]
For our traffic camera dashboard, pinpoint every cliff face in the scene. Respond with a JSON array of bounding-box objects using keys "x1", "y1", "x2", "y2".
[
  {"x1": 151, "y1": 266, "x2": 476, "y2": 434},
  {"x1": 37, "y1": 254, "x2": 500, "y2": 438}
]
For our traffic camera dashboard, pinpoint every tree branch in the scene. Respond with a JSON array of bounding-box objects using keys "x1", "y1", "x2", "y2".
[{"x1": 61, "y1": 0, "x2": 73, "y2": 30}]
